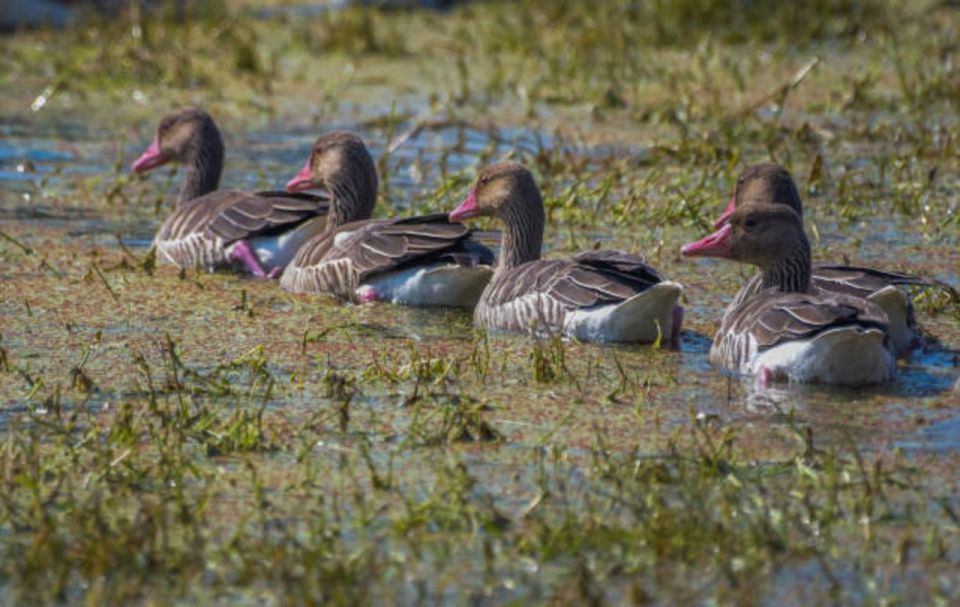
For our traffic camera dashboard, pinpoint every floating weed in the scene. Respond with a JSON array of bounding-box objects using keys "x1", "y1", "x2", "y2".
[
  {"x1": 469, "y1": 330, "x2": 491, "y2": 381},
  {"x1": 912, "y1": 284, "x2": 960, "y2": 320},
  {"x1": 0, "y1": 230, "x2": 34, "y2": 256},
  {"x1": 0, "y1": 335, "x2": 10, "y2": 373},
  {"x1": 359, "y1": 439, "x2": 394, "y2": 491},
  {"x1": 322, "y1": 366, "x2": 357, "y2": 433},
  {"x1": 529, "y1": 334, "x2": 578, "y2": 387},
  {"x1": 364, "y1": 341, "x2": 458, "y2": 387},
  {"x1": 196, "y1": 404, "x2": 277, "y2": 456},
  {"x1": 404, "y1": 393, "x2": 501, "y2": 447}
]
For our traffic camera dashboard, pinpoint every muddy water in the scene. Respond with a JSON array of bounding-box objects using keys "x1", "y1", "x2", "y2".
[{"x1": 1, "y1": 106, "x2": 958, "y2": 462}]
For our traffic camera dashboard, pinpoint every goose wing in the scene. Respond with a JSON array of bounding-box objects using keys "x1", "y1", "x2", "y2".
[
  {"x1": 724, "y1": 289, "x2": 889, "y2": 350},
  {"x1": 157, "y1": 190, "x2": 328, "y2": 243},
  {"x1": 203, "y1": 190, "x2": 329, "y2": 242},
  {"x1": 813, "y1": 264, "x2": 954, "y2": 298},
  {"x1": 281, "y1": 214, "x2": 491, "y2": 296},
  {"x1": 484, "y1": 249, "x2": 665, "y2": 309}
]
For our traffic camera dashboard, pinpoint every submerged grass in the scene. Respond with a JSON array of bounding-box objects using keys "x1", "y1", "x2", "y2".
[
  {"x1": 0, "y1": 230, "x2": 957, "y2": 603},
  {"x1": 1, "y1": 368, "x2": 957, "y2": 604},
  {"x1": 1, "y1": 0, "x2": 959, "y2": 604}
]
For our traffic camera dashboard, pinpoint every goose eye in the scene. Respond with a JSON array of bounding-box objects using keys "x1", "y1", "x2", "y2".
[{"x1": 743, "y1": 218, "x2": 757, "y2": 228}]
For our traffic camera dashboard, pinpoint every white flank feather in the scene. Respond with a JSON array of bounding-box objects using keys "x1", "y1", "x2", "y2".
[
  {"x1": 246, "y1": 220, "x2": 317, "y2": 272},
  {"x1": 748, "y1": 325, "x2": 894, "y2": 386},
  {"x1": 359, "y1": 264, "x2": 493, "y2": 307},
  {"x1": 562, "y1": 281, "x2": 683, "y2": 343}
]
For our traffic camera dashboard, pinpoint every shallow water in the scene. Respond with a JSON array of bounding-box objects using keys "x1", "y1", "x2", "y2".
[
  {"x1": 2, "y1": 112, "x2": 958, "y2": 461},
  {"x1": 1, "y1": 7, "x2": 960, "y2": 598}
]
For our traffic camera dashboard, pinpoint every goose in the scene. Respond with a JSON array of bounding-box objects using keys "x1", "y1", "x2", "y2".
[
  {"x1": 447, "y1": 162, "x2": 682, "y2": 343},
  {"x1": 131, "y1": 107, "x2": 329, "y2": 277},
  {"x1": 711, "y1": 162, "x2": 947, "y2": 354},
  {"x1": 683, "y1": 204, "x2": 895, "y2": 386},
  {"x1": 279, "y1": 131, "x2": 493, "y2": 306}
]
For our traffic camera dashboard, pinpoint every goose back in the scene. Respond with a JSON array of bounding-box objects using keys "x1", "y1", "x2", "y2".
[
  {"x1": 476, "y1": 249, "x2": 667, "y2": 334},
  {"x1": 711, "y1": 287, "x2": 893, "y2": 380},
  {"x1": 727, "y1": 264, "x2": 947, "y2": 353},
  {"x1": 153, "y1": 190, "x2": 329, "y2": 269},
  {"x1": 280, "y1": 213, "x2": 492, "y2": 300}
]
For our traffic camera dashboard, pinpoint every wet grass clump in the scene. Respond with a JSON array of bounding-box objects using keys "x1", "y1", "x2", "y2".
[
  {"x1": 2, "y1": 354, "x2": 958, "y2": 604},
  {"x1": 0, "y1": 231, "x2": 957, "y2": 603}
]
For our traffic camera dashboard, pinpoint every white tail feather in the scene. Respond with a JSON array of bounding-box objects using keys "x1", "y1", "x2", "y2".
[{"x1": 563, "y1": 281, "x2": 683, "y2": 343}]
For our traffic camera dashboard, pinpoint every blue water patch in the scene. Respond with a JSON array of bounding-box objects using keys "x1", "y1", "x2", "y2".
[
  {"x1": 0, "y1": 143, "x2": 74, "y2": 164},
  {"x1": 896, "y1": 415, "x2": 960, "y2": 453},
  {"x1": 0, "y1": 170, "x2": 37, "y2": 182}
]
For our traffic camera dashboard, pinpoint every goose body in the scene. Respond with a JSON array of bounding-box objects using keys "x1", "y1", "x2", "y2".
[
  {"x1": 474, "y1": 252, "x2": 681, "y2": 342},
  {"x1": 449, "y1": 163, "x2": 682, "y2": 344},
  {"x1": 280, "y1": 214, "x2": 493, "y2": 305},
  {"x1": 714, "y1": 163, "x2": 948, "y2": 355},
  {"x1": 711, "y1": 288, "x2": 895, "y2": 385},
  {"x1": 133, "y1": 108, "x2": 328, "y2": 276},
  {"x1": 727, "y1": 258, "x2": 930, "y2": 356},
  {"x1": 280, "y1": 132, "x2": 493, "y2": 306},
  {"x1": 684, "y1": 204, "x2": 896, "y2": 386},
  {"x1": 152, "y1": 190, "x2": 328, "y2": 274}
]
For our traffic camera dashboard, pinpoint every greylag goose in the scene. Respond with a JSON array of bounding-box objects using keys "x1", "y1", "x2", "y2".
[
  {"x1": 448, "y1": 162, "x2": 682, "y2": 343},
  {"x1": 279, "y1": 131, "x2": 493, "y2": 306},
  {"x1": 131, "y1": 108, "x2": 329, "y2": 277},
  {"x1": 711, "y1": 162, "x2": 944, "y2": 354},
  {"x1": 683, "y1": 204, "x2": 895, "y2": 386}
]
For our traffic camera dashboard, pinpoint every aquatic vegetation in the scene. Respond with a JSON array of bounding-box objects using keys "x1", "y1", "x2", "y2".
[{"x1": 0, "y1": 0, "x2": 958, "y2": 603}]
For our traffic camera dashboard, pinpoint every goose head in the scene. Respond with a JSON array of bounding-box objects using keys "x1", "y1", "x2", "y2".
[
  {"x1": 684, "y1": 204, "x2": 805, "y2": 262},
  {"x1": 684, "y1": 204, "x2": 812, "y2": 291},
  {"x1": 286, "y1": 131, "x2": 378, "y2": 226},
  {"x1": 131, "y1": 107, "x2": 223, "y2": 174},
  {"x1": 714, "y1": 162, "x2": 803, "y2": 228},
  {"x1": 449, "y1": 161, "x2": 541, "y2": 222},
  {"x1": 450, "y1": 162, "x2": 544, "y2": 268}
]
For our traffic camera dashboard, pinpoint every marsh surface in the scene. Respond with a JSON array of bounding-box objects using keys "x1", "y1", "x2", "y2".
[{"x1": 1, "y1": 1, "x2": 959, "y2": 604}]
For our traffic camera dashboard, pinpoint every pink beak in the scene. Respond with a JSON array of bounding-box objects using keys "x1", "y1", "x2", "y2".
[
  {"x1": 713, "y1": 193, "x2": 737, "y2": 228},
  {"x1": 449, "y1": 188, "x2": 479, "y2": 222},
  {"x1": 131, "y1": 137, "x2": 167, "y2": 173},
  {"x1": 681, "y1": 223, "x2": 734, "y2": 258},
  {"x1": 285, "y1": 158, "x2": 315, "y2": 192}
]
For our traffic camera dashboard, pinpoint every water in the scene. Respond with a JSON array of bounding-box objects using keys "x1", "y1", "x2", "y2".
[
  {"x1": 0, "y1": 110, "x2": 957, "y2": 607},
  {"x1": 2, "y1": 110, "x2": 957, "y2": 455},
  {"x1": 2, "y1": 7, "x2": 960, "y2": 603}
]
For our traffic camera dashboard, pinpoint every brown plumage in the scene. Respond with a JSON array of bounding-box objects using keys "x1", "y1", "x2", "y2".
[
  {"x1": 279, "y1": 132, "x2": 493, "y2": 305},
  {"x1": 480, "y1": 250, "x2": 665, "y2": 309},
  {"x1": 451, "y1": 162, "x2": 681, "y2": 341},
  {"x1": 684, "y1": 204, "x2": 895, "y2": 384},
  {"x1": 152, "y1": 190, "x2": 328, "y2": 269},
  {"x1": 133, "y1": 108, "x2": 328, "y2": 273},
  {"x1": 716, "y1": 287, "x2": 888, "y2": 351},
  {"x1": 716, "y1": 162, "x2": 951, "y2": 353}
]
